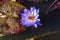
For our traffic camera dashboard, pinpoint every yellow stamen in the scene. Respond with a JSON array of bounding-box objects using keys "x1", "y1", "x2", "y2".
[{"x1": 27, "y1": 14, "x2": 34, "y2": 22}]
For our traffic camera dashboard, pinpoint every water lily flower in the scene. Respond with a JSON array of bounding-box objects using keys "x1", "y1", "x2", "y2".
[{"x1": 20, "y1": 7, "x2": 42, "y2": 28}]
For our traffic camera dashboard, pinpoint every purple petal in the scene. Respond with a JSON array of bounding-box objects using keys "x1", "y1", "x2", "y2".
[
  {"x1": 34, "y1": 24, "x2": 37, "y2": 28},
  {"x1": 30, "y1": 7, "x2": 35, "y2": 11},
  {"x1": 35, "y1": 14, "x2": 39, "y2": 19},
  {"x1": 36, "y1": 9, "x2": 39, "y2": 14},
  {"x1": 37, "y1": 19, "x2": 40, "y2": 21},
  {"x1": 37, "y1": 22, "x2": 42, "y2": 26},
  {"x1": 24, "y1": 9, "x2": 29, "y2": 14}
]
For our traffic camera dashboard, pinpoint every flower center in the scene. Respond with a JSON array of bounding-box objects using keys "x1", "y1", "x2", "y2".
[{"x1": 27, "y1": 14, "x2": 35, "y2": 22}]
